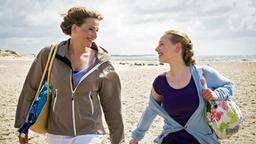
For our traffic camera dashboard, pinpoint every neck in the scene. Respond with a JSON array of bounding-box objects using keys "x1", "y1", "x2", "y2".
[
  {"x1": 69, "y1": 38, "x2": 90, "y2": 56},
  {"x1": 168, "y1": 61, "x2": 190, "y2": 77}
]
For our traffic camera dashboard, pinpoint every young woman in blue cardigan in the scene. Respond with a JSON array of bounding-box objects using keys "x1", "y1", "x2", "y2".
[{"x1": 129, "y1": 30, "x2": 233, "y2": 144}]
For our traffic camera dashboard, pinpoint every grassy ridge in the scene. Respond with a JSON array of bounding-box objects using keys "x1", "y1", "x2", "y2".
[{"x1": 0, "y1": 49, "x2": 20, "y2": 57}]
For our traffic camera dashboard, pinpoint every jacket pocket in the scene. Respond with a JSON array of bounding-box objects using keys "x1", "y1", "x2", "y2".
[
  {"x1": 52, "y1": 89, "x2": 58, "y2": 112},
  {"x1": 89, "y1": 91, "x2": 94, "y2": 115}
]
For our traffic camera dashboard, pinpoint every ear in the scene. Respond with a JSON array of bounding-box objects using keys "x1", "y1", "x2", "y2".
[
  {"x1": 175, "y1": 43, "x2": 182, "y2": 53},
  {"x1": 71, "y1": 24, "x2": 78, "y2": 33}
]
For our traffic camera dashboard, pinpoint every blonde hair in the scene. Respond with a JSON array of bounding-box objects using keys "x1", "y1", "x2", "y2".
[
  {"x1": 60, "y1": 6, "x2": 103, "y2": 35},
  {"x1": 165, "y1": 30, "x2": 196, "y2": 66}
]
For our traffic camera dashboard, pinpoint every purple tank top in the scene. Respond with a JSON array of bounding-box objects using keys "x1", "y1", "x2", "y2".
[{"x1": 153, "y1": 73, "x2": 200, "y2": 144}]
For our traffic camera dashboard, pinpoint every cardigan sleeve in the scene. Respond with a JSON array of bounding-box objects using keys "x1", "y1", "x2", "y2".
[
  {"x1": 203, "y1": 65, "x2": 234, "y2": 100},
  {"x1": 131, "y1": 94, "x2": 158, "y2": 141}
]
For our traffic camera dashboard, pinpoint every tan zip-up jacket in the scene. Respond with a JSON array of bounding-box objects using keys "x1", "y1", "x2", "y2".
[{"x1": 15, "y1": 40, "x2": 124, "y2": 144}]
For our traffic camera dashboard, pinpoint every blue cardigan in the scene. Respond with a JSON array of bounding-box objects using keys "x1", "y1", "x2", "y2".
[{"x1": 131, "y1": 65, "x2": 233, "y2": 144}]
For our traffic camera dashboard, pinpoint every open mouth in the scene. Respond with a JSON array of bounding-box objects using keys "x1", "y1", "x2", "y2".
[{"x1": 158, "y1": 52, "x2": 163, "y2": 57}]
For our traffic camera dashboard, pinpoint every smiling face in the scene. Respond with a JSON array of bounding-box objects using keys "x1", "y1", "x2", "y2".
[
  {"x1": 155, "y1": 34, "x2": 181, "y2": 64},
  {"x1": 156, "y1": 30, "x2": 196, "y2": 66},
  {"x1": 72, "y1": 18, "x2": 99, "y2": 47}
]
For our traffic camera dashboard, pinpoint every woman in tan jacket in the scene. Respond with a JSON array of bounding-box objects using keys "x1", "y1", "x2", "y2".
[{"x1": 15, "y1": 6, "x2": 124, "y2": 144}]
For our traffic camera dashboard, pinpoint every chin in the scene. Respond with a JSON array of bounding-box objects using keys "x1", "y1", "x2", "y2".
[
  {"x1": 84, "y1": 42, "x2": 92, "y2": 48},
  {"x1": 158, "y1": 57, "x2": 164, "y2": 63}
]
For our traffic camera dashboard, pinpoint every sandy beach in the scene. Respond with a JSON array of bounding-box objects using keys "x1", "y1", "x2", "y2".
[{"x1": 0, "y1": 57, "x2": 255, "y2": 144}]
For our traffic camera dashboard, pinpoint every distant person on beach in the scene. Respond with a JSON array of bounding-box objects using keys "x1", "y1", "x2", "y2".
[
  {"x1": 129, "y1": 30, "x2": 233, "y2": 144},
  {"x1": 15, "y1": 6, "x2": 124, "y2": 144}
]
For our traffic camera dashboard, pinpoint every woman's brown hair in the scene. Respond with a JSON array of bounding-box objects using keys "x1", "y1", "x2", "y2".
[
  {"x1": 165, "y1": 30, "x2": 196, "y2": 66},
  {"x1": 60, "y1": 6, "x2": 103, "y2": 36}
]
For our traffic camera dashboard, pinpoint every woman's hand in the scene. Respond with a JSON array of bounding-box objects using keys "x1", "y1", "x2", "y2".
[
  {"x1": 202, "y1": 88, "x2": 218, "y2": 101},
  {"x1": 201, "y1": 78, "x2": 218, "y2": 101},
  {"x1": 18, "y1": 133, "x2": 29, "y2": 144},
  {"x1": 129, "y1": 139, "x2": 139, "y2": 144}
]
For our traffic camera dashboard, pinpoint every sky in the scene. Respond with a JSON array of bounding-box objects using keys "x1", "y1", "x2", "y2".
[{"x1": 0, "y1": 0, "x2": 256, "y2": 56}]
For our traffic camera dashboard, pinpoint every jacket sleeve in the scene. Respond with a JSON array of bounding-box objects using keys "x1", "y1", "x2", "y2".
[
  {"x1": 14, "y1": 47, "x2": 50, "y2": 128},
  {"x1": 203, "y1": 65, "x2": 234, "y2": 100},
  {"x1": 131, "y1": 101, "x2": 157, "y2": 141},
  {"x1": 99, "y1": 63, "x2": 124, "y2": 144}
]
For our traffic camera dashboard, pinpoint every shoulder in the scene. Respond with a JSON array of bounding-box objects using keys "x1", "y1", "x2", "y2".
[
  {"x1": 194, "y1": 64, "x2": 217, "y2": 74},
  {"x1": 152, "y1": 73, "x2": 166, "y2": 97},
  {"x1": 37, "y1": 43, "x2": 59, "y2": 58},
  {"x1": 154, "y1": 72, "x2": 166, "y2": 82},
  {"x1": 201, "y1": 65, "x2": 219, "y2": 75},
  {"x1": 38, "y1": 46, "x2": 51, "y2": 56},
  {"x1": 33, "y1": 46, "x2": 52, "y2": 64},
  {"x1": 153, "y1": 72, "x2": 166, "y2": 87},
  {"x1": 194, "y1": 64, "x2": 210, "y2": 71},
  {"x1": 34, "y1": 44, "x2": 59, "y2": 66},
  {"x1": 101, "y1": 61, "x2": 120, "y2": 80}
]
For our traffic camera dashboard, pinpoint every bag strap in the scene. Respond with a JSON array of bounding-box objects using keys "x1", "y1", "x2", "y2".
[
  {"x1": 24, "y1": 44, "x2": 57, "y2": 122},
  {"x1": 32, "y1": 44, "x2": 57, "y2": 101},
  {"x1": 46, "y1": 45, "x2": 58, "y2": 95}
]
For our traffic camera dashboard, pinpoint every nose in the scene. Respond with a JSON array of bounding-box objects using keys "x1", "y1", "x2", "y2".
[{"x1": 155, "y1": 46, "x2": 159, "y2": 52}]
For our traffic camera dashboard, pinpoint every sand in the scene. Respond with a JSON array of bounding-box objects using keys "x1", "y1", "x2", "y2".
[{"x1": 0, "y1": 57, "x2": 255, "y2": 144}]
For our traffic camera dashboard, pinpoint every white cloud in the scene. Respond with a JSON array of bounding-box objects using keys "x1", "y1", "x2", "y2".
[
  {"x1": 0, "y1": 0, "x2": 255, "y2": 55},
  {"x1": 228, "y1": 0, "x2": 256, "y2": 32}
]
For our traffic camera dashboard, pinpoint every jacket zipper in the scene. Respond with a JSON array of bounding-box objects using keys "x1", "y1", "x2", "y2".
[
  {"x1": 52, "y1": 89, "x2": 58, "y2": 112},
  {"x1": 69, "y1": 62, "x2": 104, "y2": 136},
  {"x1": 70, "y1": 73, "x2": 77, "y2": 136}
]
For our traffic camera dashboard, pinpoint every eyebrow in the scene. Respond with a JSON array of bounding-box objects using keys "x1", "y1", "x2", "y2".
[
  {"x1": 88, "y1": 25, "x2": 98, "y2": 28},
  {"x1": 89, "y1": 25, "x2": 99, "y2": 31}
]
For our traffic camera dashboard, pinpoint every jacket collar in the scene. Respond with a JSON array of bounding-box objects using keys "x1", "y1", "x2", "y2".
[{"x1": 57, "y1": 39, "x2": 110, "y2": 64}]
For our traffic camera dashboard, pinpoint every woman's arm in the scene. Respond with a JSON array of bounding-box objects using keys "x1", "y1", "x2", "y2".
[
  {"x1": 15, "y1": 47, "x2": 51, "y2": 144},
  {"x1": 15, "y1": 47, "x2": 50, "y2": 128},
  {"x1": 99, "y1": 65, "x2": 124, "y2": 144},
  {"x1": 130, "y1": 88, "x2": 161, "y2": 143},
  {"x1": 203, "y1": 65, "x2": 234, "y2": 100}
]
